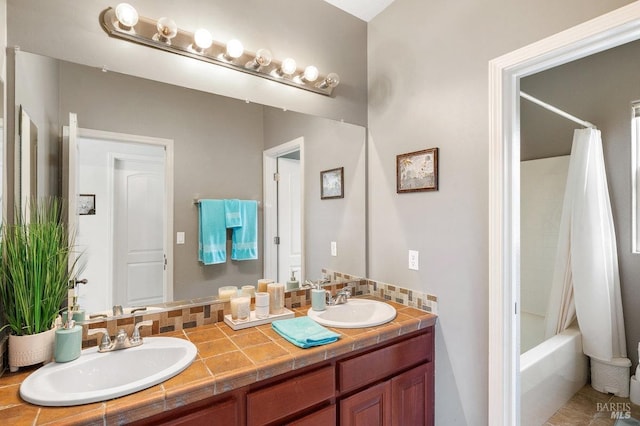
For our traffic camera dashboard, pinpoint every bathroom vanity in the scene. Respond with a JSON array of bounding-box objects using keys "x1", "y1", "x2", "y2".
[
  {"x1": 0, "y1": 298, "x2": 436, "y2": 425},
  {"x1": 136, "y1": 328, "x2": 433, "y2": 425}
]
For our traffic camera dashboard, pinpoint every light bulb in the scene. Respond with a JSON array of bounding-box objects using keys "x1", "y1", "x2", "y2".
[
  {"x1": 302, "y1": 65, "x2": 319, "y2": 82},
  {"x1": 245, "y1": 48, "x2": 272, "y2": 70},
  {"x1": 115, "y1": 3, "x2": 138, "y2": 29},
  {"x1": 154, "y1": 17, "x2": 178, "y2": 44},
  {"x1": 193, "y1": 29, "x2": 213, "y2": 51},
  {"x1": 318, "y1": 72, "x2": 340, "y2": 89},
  {"x1": 255, "y1": 49, "x2": 272, "y2": 67},
  {"x1": 225, "y1": 39, "x2": 244, "y2": 59},
  {"x1": 280, "y1": 58, "x2": 297, "y2": 76},
  {"x1": 325, "y1": 73, "x2": 340, "y2": 87}
]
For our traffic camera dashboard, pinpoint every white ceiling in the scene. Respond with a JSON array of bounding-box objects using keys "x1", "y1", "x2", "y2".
[{"x1": 323, "y1": 0, "x2": 395, "y2": 22}]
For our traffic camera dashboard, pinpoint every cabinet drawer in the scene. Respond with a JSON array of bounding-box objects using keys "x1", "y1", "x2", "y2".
[
  {"x1": 247, "y1": 365, "x2": 335, "y2": 426},
  {"x1": 338, "y1": 331, "x2": 432, "y2": 393},
  {"x1": 286, "y1": 404, "x2": 336, "y2": 426}
]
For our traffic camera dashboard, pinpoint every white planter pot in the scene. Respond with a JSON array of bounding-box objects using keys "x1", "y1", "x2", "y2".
[{"x1": 8, "y1": 328, "x2": 56, "y2": 372}]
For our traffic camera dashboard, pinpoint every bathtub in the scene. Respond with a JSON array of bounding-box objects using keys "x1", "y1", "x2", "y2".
[{"x1": 520, "y1": 326, "x2": 589, "y2": 426}]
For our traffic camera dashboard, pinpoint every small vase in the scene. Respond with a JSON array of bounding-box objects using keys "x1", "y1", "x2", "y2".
[{"x1": 8, "y1": 328, "x2": 56, "y2": 372}]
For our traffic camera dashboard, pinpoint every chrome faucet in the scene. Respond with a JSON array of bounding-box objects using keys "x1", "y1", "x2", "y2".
[
  {"x1": 87, "y1": 320, "x2": 153, "y2": 353},
  {"x1": 326, "y1": 286, "x2": 351, "y2": 305}
]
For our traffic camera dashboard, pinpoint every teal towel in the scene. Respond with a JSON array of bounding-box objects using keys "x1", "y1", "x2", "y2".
[
  {"x1": 231, "y1": 200, "x2": 258, "y2": 261},
  {"x1": 224, "y1": 199, "x2": 242, "y2": 228},
  {"x1": 272, "y1": 317, "x2": 340, "y2": 349},
  {"x1": 198, "y1": 200, "x2": 226, "y2": 265}
]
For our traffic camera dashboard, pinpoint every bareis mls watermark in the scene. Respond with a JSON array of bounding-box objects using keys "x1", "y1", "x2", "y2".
[{"x1": 597, "y1": 402, "x2": 632, "y2": 419}]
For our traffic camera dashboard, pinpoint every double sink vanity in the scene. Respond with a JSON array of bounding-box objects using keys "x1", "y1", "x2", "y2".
[{"x1": 0, "y1": 291, "x2": 436, "y2": 425}]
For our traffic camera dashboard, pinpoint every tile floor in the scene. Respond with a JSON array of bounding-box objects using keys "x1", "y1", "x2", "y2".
[{"x1": 545, "y1": 385, "x2": 640, "y2": 425}]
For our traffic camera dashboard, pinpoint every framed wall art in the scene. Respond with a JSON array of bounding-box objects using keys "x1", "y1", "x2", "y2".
[
  {"x1": 396, "y1": 148, "x2": 439, "y2": 193},
  {"x1": 320, "y1": 167, "x2": 344, "y2": 199},
  {"x1": 78, "y1": 194, "x2": 96, "y2": 215}
]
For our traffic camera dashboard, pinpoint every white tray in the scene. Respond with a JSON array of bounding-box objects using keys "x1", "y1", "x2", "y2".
[{"x1": 223, "y1": 308, "x2": 295, "y2": 330}]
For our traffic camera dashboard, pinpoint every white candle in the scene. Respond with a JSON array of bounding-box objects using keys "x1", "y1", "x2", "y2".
[
  {"x1": 257, "y1": 279, "x2": 273, "y2": 293},
  {"x1": 218, "y1": 286, "x2": 238, "y2": 300},
  {"x1": 230, "y1": 296, "x2": 250, "y2": 321},
  {"x1": 241, "y1": 285, "x2": 256, "y2": 297},
  {"x1": 255, "y1": 292, "x2": 270, "y2": 319},
  {"x1": 267, "y1": 283, "x2": 285, "y2": 315}
]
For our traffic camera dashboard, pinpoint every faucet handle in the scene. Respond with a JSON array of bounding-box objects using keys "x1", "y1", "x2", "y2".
[
  {"x1": 131, "y1": 320, "x2": 153, "y2": 344},
  {"x1": 88, "y1": 328, "x2": 111, "y2": 350}
]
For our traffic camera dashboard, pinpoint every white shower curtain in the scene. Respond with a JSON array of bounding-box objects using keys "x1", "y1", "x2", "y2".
[{"x1": 544, "y1": 128, "x2": 627, "y2": 361}]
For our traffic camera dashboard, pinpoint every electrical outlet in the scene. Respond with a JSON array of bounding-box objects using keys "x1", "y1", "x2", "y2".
[
  {"x1": 331, "y1": 241, "x2": 337, "y2": 256},
  {"x1": 409, "y1": 250, "x2": 419, "y2": 270},
  {"x1": 177, "y1": 232, "x2": 185, "y2": 244}
]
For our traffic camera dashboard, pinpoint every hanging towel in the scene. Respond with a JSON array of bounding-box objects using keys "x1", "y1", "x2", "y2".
[
  {"x1": 198, "y1": 200, "x2": 227, "y2": 265},
  {"x1": 231, "y1": 200, "x2": 258, "y2": 261},
  {"x1": 272, "y1": 317, "x2": 340, "y2": 349},
  {"x1": 224, "y1": 199, "x2": 242, "y2": 228}
]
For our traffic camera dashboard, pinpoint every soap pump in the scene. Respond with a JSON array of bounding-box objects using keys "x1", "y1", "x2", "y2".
[
  {"x1": 311, "y1": 280, "x2": 327, "y2": 311},
  {"x1": 286, "y1": 270, "x2": 299, "y2": 291},
  {"x1": 54, "y1": 285, "x2": 83, "y2": 363}
]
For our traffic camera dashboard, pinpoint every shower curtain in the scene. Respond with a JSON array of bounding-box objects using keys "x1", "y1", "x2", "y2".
[{"x1": 544, "y1": 128, "x2": 627, "y2": 361}]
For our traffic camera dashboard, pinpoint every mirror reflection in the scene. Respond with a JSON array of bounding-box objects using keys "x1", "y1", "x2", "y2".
[{"x1": 13, "y1": 50, "x2": 367, "y2": 315}]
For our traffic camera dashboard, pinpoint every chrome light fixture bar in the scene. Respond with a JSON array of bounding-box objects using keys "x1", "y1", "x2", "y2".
[{"x1": 100, "y1": 5, "x2": 340, "y2": 96}]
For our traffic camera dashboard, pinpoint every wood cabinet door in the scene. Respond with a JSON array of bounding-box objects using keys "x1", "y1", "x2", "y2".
[
  {"x1": 340, "y1": 381, "x2": 392, "y2": 426},
  {"x1": 391, "y1": 363, "x2": 434, "y2": 426}
]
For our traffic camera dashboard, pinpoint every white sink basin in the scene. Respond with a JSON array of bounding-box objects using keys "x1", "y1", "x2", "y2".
[
  {"x1": 20, "y1": 337, "x2": 197, "y2": 406},
  {"x1": 307, "y1": 299, "x2": 397, "y2": 328}
]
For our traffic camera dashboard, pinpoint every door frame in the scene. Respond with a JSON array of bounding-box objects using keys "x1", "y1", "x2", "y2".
[
  {"x1": 488, "y1": 3, "x2": 640, "y2": 424},
  {"x1": 263, "y1": 137, "x2": 305, "y2": 282},
  {"x1": 63, "y1": 126, "x2": 174, "y2": 306}
]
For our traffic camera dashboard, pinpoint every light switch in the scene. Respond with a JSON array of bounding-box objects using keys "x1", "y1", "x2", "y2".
[
  {"x1": 331, "y1": 241, "x2": 337, "y2": 256},
  {"x1": 409, "y1": 250, "x2": 419, "y2": 270},
  {"x1": 177, "y1": 232, "x2": 185, "y2": 245}
]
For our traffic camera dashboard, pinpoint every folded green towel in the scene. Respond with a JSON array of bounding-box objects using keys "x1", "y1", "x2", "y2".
[{"x1": 272, "y1": 317, "x2": 340, "y2": 349}]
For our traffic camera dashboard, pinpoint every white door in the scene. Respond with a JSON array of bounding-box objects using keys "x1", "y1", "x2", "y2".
[
  {"x1": 277, "y1": 157, "x2": 302, "y2": 282},
  {"x1": 113, "y1": 158, "x2": 165, "y2": 307}
]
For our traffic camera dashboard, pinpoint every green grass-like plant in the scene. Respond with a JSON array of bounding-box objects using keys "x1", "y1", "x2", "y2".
[{"x1": 0, "y1": 197, "x2": 78, "y2": 336}]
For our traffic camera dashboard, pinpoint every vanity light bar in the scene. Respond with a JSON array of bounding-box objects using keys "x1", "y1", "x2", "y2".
[{"x1": 100, "y1": 5, "x2": 340, "y2": 96}]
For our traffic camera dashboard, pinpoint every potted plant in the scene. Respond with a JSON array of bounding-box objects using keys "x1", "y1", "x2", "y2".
[{"x1": 0, "y1": 197, "x2": 79, "y2": 371}]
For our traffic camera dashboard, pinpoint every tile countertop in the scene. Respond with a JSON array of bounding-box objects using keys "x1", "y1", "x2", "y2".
[{"x1": 0, "y1": 297, "x2": 436, "y2": 425}]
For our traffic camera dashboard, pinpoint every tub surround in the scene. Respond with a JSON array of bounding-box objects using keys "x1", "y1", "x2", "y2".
[{"x1": 0, "y1": 297, "x2": 436, "y2": 425}]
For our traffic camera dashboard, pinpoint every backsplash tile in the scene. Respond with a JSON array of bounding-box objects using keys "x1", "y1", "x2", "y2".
[{"x1": 74, "y1": 271, "x2": 437, "y2": 349}]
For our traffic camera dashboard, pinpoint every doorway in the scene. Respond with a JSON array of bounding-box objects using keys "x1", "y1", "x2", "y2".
[
  {"x1": 488, "y1": 3, "x2": 640, "y2": 424},
  {"x1": 263, "y1": 137, "x2": 305, "y2": 283},
  {"x1": 63, "y1": 119, "x2": 174, "y2": 314}
]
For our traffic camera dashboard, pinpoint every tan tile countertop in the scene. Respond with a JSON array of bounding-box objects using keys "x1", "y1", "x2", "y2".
[{"x1": 0, "y1": 297, "x2": 436, "y2": 425}]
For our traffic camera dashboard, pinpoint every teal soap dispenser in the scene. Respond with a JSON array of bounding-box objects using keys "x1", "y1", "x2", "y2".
[{"x1": 54, "y1": 290, "x2": 83, "y2": 363}]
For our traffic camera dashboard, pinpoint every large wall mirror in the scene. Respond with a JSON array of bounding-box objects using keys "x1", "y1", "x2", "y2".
[{"x1": 12, "y1": 50, "x2": 367, "y2": 315}]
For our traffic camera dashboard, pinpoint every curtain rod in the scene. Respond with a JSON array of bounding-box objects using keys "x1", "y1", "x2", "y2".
[{"x1": 520, "y1": 91, "x2": 597, "y2": 129}]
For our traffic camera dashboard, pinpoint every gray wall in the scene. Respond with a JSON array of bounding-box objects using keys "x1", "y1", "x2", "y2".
[
  {"x1": 12, "y1": 50, "x2": 59, "y2": 200},
  {"x1": 6, "y1": 0, "x2": 367, "y2": 126},
  {"x1": 367, "y1": 0, "x2": 633, "y2": 424},
  {"x1": 263, "y1": 108, "x2": 367, "y2": 280},
  {"x1": 56, "y1": 60, "x2": 265, "y2": 301},
  {"x1": 521, "y1": 39, "x2": 640, "y2": 370}
]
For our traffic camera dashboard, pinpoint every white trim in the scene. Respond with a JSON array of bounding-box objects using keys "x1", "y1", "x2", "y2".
[
  {"x1": 632, "y1": 111, "x2": 640, "y2": 254},
  {"x1": 263, "y1": 138, "x2": 305, "y2": 282},
  {"x1": 488, "y1": 3, "x2": 640, "y2": 425},
  {"x1": 74, "y1": 127, "x2": 174, "y2": 305}
]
